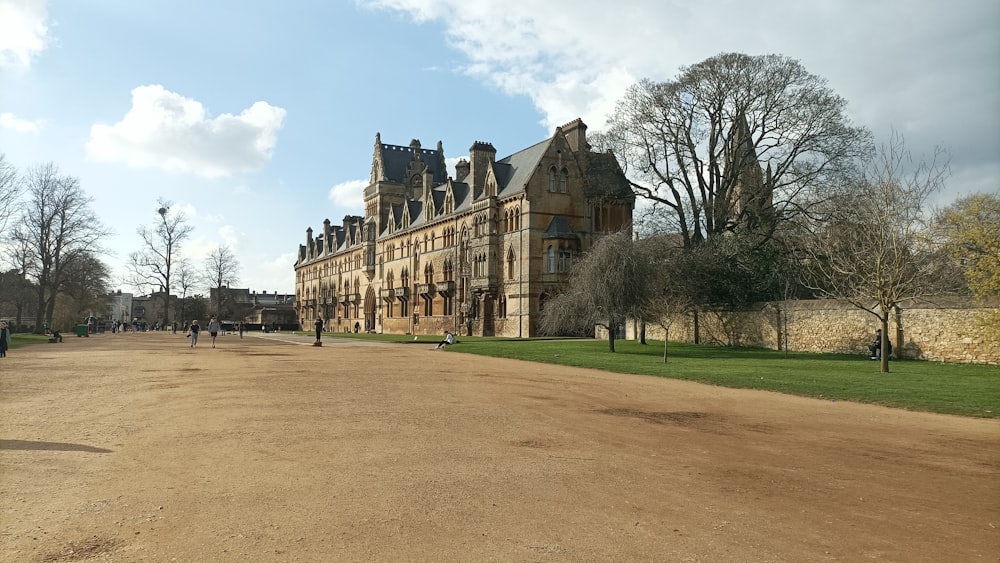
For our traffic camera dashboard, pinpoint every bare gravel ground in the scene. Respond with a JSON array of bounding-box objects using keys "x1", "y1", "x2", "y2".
[{"x1": 1, "y1": 331, "x2": 998, "y2": 562}]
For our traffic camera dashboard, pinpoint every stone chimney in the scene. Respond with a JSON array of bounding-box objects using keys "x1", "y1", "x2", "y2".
[
  {"x1": 560, "y1": 118, "x2": 588, "y2": 154},
  {"x1": 323, "y1": 218, "x2": 332, "y2": 253},
  {"x1": 468, "y1": 141, "x2": 496, "y2": 198},
  {"x1": 455, "y1": 158, "x2": 470, "y2": 182},
  {"x1": 306, "y1": 227, "x2": 314, "y2": 259}
]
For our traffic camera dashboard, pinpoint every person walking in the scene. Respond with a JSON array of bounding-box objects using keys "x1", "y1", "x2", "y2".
[
  {"x1": 238, "y1": 322, "x2": 244, "y2": 339},
  {"x1": 314, "y1": 317, "x2": 324, "y2": 345},
  {"x1": 188, "y1": 319, "x2": 201, "y2": 348},
  {"x1": 0, "y1": 321, "x2": 11, "y2": 358},
  {"x1": 207, "y1": 317, "x2": 221, "y2": 348}
]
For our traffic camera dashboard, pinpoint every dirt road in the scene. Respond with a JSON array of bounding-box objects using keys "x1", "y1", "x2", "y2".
[{"x1": 1, "y1": 331, "x2": 997, "y2": 562}]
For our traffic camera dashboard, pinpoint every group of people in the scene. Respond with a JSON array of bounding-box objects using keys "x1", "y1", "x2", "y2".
[{"x1": 186, "y1": 318, "x2": 227, "y2": 348}]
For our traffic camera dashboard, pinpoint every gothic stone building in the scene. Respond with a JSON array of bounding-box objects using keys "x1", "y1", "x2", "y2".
[{"x1": 294, "y1": 118, "x2": 634, "y2": 337}]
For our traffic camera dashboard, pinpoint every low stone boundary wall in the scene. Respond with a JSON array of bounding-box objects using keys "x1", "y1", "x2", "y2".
[{"x1": 613, "y1": 297, "x2": 999, "y2": 364}]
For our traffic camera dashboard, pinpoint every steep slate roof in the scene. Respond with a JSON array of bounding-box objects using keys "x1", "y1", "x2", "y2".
[
  {"x1": 585, "y1": 152, "x2": 634, "y2": 201},
  {"x1": 451, "y1": 182, "x2": 473, "y2": 213},
  {"x1": 543, "y1": 215, "x2": 579, "y2": 240},
  {"x1": 406, "y1": 200, "x2": 425, "y2": 228},
  {"x1": 495, "y1": 138, "x2": 550, "y2": 197},
  {"x1": 379, "y1": 143, "x2": 447, "y2": 183}
]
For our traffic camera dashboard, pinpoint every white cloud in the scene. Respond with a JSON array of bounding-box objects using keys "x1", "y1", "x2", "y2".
[
  {"x1": 0, "y1": 0, "x2": 49, "y2": 68},
  {"x1": 362, "y1": 0, "x2": 1000, "y2": 198},
  {"x1": 0, "y1": 111, "x2": 44, "y2": 133},
  {"x1": 86, "y1": 85, "x2": 286, "y2": 178},
  {"x1": 328, "y1": 179, "x2": 367, "y2": 211},
  {"x1": 255, "y1": 251, "x2": 298, "y2": 293},
  {"x1": 217, "y1": 225, "x2": 240, "y2": 248}
]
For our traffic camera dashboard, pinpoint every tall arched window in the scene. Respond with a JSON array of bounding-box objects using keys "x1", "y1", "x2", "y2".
[
  {"x1": 507, "y1": 247, "x2": 516, "y2": 279},
  {"x1": 559, "y1": 168, "x2": 568, "y2": 193},
  {"x1": 548, "y1": 167, "x2": 557, "y2": 192},
  {"x1": 547, "y1": 245, "x2": 556, "y2": 273}
]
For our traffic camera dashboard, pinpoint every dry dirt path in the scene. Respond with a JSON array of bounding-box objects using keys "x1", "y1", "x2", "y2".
[{"x1": 1, "y1": 331, "x2": 998, "y2": 562}]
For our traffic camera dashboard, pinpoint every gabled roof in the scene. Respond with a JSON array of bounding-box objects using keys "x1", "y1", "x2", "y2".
[
  {"x1": 495, "y1": 138, "x2": 550, "y2": 197},
  {"x1": 585, "y1": 151, "x2": 634, "y2": 201},
  {"x1": 543, "y1": 215, "x2": 579, "y2": 240}
]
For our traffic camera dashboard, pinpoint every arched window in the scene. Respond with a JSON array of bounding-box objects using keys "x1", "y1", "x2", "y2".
[
  {"x1": 559, "y1": 168, "x2": 568, "y2": 193},
  {"x1": 547, "y1": 245, "x2": 556, "y2": 273},
  {"x1": 507, "y1": 247, "x2": 516, "y2": 279},
  {"x1": 548, "y1": 167, "x2": 557, "y2": 192}
]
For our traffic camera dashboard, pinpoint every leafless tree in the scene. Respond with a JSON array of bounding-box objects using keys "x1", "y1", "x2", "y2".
[
  {"x1": 632, "y1": 236, "x2": 693, "y2": 361},
  {"x1": 800, "y1": 132, "x2": 953, "y2": 372},
  {"x1": 126, "y1": 200, "x2": 193, "y2": 327},
  {"x1": 9, "y1": 163, "x2": 109, "y2": 332},
  {"x1": 173, "y1": 258, "x2": 200, "y2": 327},
  {"x1": 0, "y1": 154, "x2": 20, "y2": 232},
  {"x1": 600, "y1": 53, "x2": 871, "y2": 248},
  {"x1": 538, "y1": 231, "x2": 655, "y2": 352},
  {"x1": 204, "y1": 244, "x2": 241, "y2": 318}
]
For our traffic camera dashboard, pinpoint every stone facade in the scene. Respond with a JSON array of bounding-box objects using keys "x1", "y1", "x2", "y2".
[
  {"x1": 295, "y1": 119, "x2": 634, "y2": 337},
  {"x1": 621, "y1": 297, "x2": 999, "y2": 364}
]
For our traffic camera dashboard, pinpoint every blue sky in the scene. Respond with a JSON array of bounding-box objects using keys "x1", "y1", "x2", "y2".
[{"x1": 2, "y1": 0, "x2": 998, "y2": 294}]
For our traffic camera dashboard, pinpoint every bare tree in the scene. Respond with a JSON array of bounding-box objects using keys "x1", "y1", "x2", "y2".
[
  {"x1": 10, "y1": 163, "x2": 109, "y2": 333},
  {"x1": 538, "y1": 231, "x2": 655, "y2": 352},
  {"x1": 173, "y1": 258, "x2": 201, "y2": 328},
  {"x1": 204, "y1": 245, "x2": 240, "y2": 318},
  {"x1": 635, "y1": 236, "x2": 693, "y2": 361},
  {"x1": 127, "y1": 200, "x2": 193, "y2": 327},
  {"x1": 600, "y1": 53, "x2": 871, "y2": 248},
  {"x1": 801, "y1": 133, "x2": 952, "y2": 372},
  {"x1": 0, "y1": 154, "x2": 20, "y2": 232}
]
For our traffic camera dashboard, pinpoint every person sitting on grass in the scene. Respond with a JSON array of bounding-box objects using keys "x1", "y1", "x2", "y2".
[
  {"x1": 434, "y1": 330, "x2": 455, "y2": 350},
  {"x1": 868, "y1": 328, "x2": 892, "y2": 360}
]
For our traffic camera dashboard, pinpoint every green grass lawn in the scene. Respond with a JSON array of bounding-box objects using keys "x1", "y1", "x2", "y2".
[{"x1": 353, "y1": 334, "x2": 999, "y2": 419}]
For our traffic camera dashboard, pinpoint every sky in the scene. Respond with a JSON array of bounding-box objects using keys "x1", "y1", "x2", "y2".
[{"x1": 1, "y1": 0, "x2": 998, "y2": 295}]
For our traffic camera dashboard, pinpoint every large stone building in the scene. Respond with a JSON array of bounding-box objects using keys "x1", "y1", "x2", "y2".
[{"x1": 294, "y1": 119, "x2": 634, "y2": 337}]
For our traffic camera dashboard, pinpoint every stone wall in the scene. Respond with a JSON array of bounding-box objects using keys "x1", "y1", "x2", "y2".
[{"x1": 614, "y1": 296, "x2": 999, "y2": 365}]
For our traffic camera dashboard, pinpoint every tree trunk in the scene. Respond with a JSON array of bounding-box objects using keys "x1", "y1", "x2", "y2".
[
  {"x1": 662, "y1": 327, "x2": 669, "y2": 363},
  {"x1": 33, "y1": 285, "x2": 46, "y2": 334},
  {"x1": 639, "y1": 320, "x2": 647, "y2": 345},
  {"x1": 693, "y1": 311, "x2": 700, "y2": 344},
  {"x1": 608, "y1": 323, "x2": 616, "y2": 352},
  {"x1": 880, "y1": 315, "x2": 890, "y2": 374}
]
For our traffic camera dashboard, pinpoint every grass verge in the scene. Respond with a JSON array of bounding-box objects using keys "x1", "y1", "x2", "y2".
[{"x1": 379, "y1": 335, "x2": 999, "y2": 418}]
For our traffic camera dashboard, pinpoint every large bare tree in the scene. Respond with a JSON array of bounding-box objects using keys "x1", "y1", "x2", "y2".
[
  {"x1": 10, "y1": 163, "x2": 109, "y2": 333},
  {"x1": 127, "y1": 200, "x2": 193, "y2": 327},
  {"x1": 204, "y1": 244, "x2": 241, "y2": 318},
  {"x1": 600, "y1": 53, "x2": 871, "y2": 248},
  {"x1": 801, "y1": 133, "x2": 953, "y2": 372}
]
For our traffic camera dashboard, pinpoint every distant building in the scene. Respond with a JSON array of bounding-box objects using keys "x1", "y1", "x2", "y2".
[
  {"x1": 294, "y1": 118, "x2": 634, "y2": 336},
  {"x1": 105, "y1": 290, "x2": 133, "y2": 323},
  {"x1": 209, "y1": 287, "x2": 297, "y2": 328}
]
